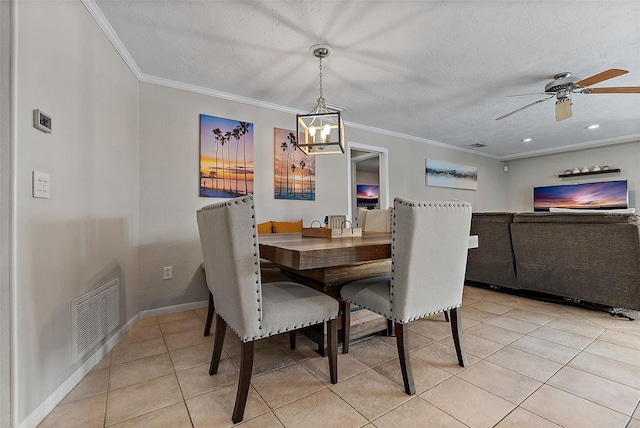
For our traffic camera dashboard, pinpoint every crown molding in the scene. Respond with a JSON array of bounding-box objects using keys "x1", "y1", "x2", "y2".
[
  {"x1": 498, "y1": 134, "x2": 640, "y2": 161},
  {"x1": 139, "y1": 74, "x2": 302, "y2": 115},
  {"x1": 344, "y1": 121, "x2": 499, "y2": 159},
  {"x1": 81, "y1": 0, "x2": 142, "y2": 79},
  {"x1": 83, "y1": 0, "x2": 635, "y2": 162}
]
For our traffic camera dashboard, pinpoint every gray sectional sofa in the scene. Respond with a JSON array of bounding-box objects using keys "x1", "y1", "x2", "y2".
[{"x1": 465, "y1": 212, "x2": 640, "y2": 311}]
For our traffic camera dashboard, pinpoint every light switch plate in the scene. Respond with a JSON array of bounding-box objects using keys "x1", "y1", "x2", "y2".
[{"x1": 32, "y1": 171, "x2": 50, "y2": 199}]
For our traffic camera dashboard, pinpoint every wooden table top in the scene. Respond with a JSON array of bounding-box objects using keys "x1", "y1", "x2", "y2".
[{"x1": 258, "y1": 232, "x2": 391, "y2": 270}]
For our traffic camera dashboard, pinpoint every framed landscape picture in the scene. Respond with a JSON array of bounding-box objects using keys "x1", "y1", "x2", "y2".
[
  {"x1": 356, "y1": 184, "x2": 379, "y2": 208},
  {"x1": 426, "y1": 159, "x2": 477, "y2": 190},
  {"x1": 274, "y1": 128, "x2": 315, "y2": 200},
  {"x1": 200, "y1": 114, "x2": 254, "y2": 197}
]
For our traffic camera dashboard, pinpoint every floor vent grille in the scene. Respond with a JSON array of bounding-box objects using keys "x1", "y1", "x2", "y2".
[{"x1": 71, "y1": 279, "x2": 120, "y2": 363}]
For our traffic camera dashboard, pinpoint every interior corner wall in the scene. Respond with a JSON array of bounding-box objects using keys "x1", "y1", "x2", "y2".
[
  {"x1": 504, "y1": 140, "x2": 640, "y2": 212},
  {"x1": 13, "y1": 1, "x2": 140, "y2": 424},
  {"x1": 138, "y1": 82, "x2": 506, "y2": 311},
  {"x1": 0, "y1": 1, "x2": 12, "y2": 426}
]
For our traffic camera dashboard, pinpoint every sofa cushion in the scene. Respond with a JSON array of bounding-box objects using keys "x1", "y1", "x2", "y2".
[
  {"x1": 514, "y1": 212, "x2": 637, "y2": 224},
  {"x1": 257, "y1": 221, "x2": 273, "y2": 234},
  {"x1": 272, "y1": 219, "x2": 303, "y2": 233},
  {"x1": 465, "y1": 213, "x2": 518, "y2": 289}
]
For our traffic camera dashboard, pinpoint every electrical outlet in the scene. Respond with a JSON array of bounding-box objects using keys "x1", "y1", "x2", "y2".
[{"x1": 163, "y1": 266, "x2": 173, "y2": 280}]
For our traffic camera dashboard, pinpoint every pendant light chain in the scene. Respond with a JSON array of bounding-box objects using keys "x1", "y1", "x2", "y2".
[{"x1": 318, "y1": 56, "x2": 324, "y2": 101}]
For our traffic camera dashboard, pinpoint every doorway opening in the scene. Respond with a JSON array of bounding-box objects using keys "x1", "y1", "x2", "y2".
[{"x1": 346, "y1": 142, "x2": 389, "y2": 227}]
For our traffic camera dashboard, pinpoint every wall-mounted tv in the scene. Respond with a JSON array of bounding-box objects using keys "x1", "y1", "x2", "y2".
[
  {"x1": 356, "y1": 184, "x2": 379, "y2": 208},
  {"x1": 533, "y1": 180, "x2": 628, "y2": 212}
]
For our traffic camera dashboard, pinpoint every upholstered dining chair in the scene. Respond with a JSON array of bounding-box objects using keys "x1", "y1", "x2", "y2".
[
  {"x1": 197, "y1": 196, "x2": 339, "y2": 423},
  {"x1": 341, "y1": 198, "x2": 472, "y2": 395},
  {"x1": 358, "y1": 207, "x2": 393, "y2": 232},
  {"x1": 202, "y1": 264, "x2": 291, "y2": 336}
]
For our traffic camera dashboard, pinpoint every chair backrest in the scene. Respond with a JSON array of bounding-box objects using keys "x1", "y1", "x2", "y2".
[
  {"x1": 197, "y1": 196, "x2": 262, "y2": 341},
  {"x1": 391, "y1": 198, "x2": 472, "y2": 322},
  {"x1": 359, "y1": 207, "x2": 393, "y2": 232}
]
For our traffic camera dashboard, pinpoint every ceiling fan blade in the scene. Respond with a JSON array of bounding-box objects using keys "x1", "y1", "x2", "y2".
[
  {"x1": 581, "y1": 86, "x2": 640, "y2": 94},
  {"x1": 555, "y1": 99, "x2": 572, "y2": 122},
  {"x1": 574, "y1": 69, "x2": 628, "y2": 88},
  {"x1": 495, "y1": 96, "x2": 554, "y2": 120}
]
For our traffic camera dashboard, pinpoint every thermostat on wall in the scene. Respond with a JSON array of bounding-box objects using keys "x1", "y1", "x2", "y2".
[{"x1": 33, "y1": 109, "x2": 52, "y2": 133}]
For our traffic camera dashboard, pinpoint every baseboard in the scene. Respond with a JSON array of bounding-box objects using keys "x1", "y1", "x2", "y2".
[
  {"x1": 17, "y1": 299, "x2": 209, "y2": 428},
  {"x1": 139, "y1": 300, "x2": 208, "y2": 319},
  {"x1": 17, "y1": 313, "x2": 140, "y2": 428}
]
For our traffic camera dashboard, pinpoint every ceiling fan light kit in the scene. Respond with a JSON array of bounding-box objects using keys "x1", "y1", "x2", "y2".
[
  {"x1": 296, "y1": 44, "x2": 345, "y2": 155},
  {"x1": 497, "y1": 69, "x2": 640, "y2": 122}
]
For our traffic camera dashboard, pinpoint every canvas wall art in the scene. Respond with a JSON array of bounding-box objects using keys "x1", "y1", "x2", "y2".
[
  {"x1": 200, "y1": 114, "x2": 254, "y2": 197},
  {"x1": 426, "y1": 159, "x2": 478, "y2": 190},
  {"x1": 356, "y1": 184, "x2": 379, "y2": 208},
  {"x1": 274, "y1": 128, "x2": 316, "y2": 200}
]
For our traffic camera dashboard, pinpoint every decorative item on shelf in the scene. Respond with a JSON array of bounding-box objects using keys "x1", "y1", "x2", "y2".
[
  {"x1": 296, "y1": 44, "x2": 345, "y2": 156},
  {"x1": 302, "y1": 217, "x2": 362, "y2": 238},
  {"x1": 559, "y1": 166, "x2": 620, "y2": 177}
]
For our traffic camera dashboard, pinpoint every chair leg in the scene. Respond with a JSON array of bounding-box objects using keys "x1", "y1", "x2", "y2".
[
  {"x1": 340, "y1": 300, "x2": 350, "y2": 354},
  {"x1": 443, "y1": 310, "x2": 450, "y2": 323},
  {"x1": 450, "y1": 307, "x2": 468, "y2": 367},
  {"x1": 232, "y1": 340, "x2": 255, "y2": 424},
  {"x1": 204, "y1": 291, "x2": 215, "y2": 336},
  {"x1": 327, "y1": 318, "x2": 338, "y2": 384},
  {"x1": 209, "y1": 313, "x2": 226, "y2": 375},
  {"x1": 396, "y1": 322, "x2": 416, "y2": 395},
  {"x1": 289, "y1": 330, "x2": 296, "y2": 350}
]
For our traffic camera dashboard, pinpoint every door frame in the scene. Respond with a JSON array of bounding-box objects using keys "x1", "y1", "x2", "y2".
[{"x1": 346, "y1": 141, "x2": 389, "y2": 225}]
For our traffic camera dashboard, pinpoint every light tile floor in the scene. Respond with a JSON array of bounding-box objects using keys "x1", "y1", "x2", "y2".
[{"x1": 39, "y1": 286, "x2": 640, "y2": 428}]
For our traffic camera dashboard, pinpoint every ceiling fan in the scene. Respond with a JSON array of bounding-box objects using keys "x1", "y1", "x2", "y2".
[{"x1": 496, "y1": 69, "x2": 640, "y2": 122}]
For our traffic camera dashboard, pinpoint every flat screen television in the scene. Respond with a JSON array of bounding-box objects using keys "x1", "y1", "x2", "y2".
[
  {"x1": 533, "y1": 180, "x2": 628, "y2": 212},
  {"x1": 356, "y1": 184, "x2": 379, "y2": 208}
]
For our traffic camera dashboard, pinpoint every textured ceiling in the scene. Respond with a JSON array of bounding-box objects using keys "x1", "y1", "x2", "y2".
[{"x1": 90, "y1": 0, "x2": 640, "y2": 159}]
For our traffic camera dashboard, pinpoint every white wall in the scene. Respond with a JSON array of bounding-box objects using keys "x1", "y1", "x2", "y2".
[
  {"x1": 138, "y1": 82, "x2": 350, "y2": 309},
  {"x1": 356, "y1": 170, "x2": 379, "y2": 185},
  {"x1": 505, "y1": 140, "x2": 640, "y2": 212},
  {"x1": 13, "y1": 1, "x2": 140, "y2": 424},
  {"x1": 346, "y1": 128, "x2": 508, "y2": 212},
  {"x1": 0, "y1": 1, "x2": 12, "y2": 426},
  {"x1": 138, "y1": 83, "x2": 507, "y2": 311}
]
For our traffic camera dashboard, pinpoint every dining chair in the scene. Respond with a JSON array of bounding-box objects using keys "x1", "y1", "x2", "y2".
[
  {"x1": 358, "y1": 207, "x2": 393, "y2": 232},
  {"x1": 341, "y1": 198, "x2": 472, "y2": 395},
  {"x1": 197, "y1": 196, "x2": 339, "y2": 423},
  {"x1": 202, "y1": 265, "x2": 292, "y2": 336},
  {"x1": 203, "y1": 216, "x2": 291, "y2": 336}
]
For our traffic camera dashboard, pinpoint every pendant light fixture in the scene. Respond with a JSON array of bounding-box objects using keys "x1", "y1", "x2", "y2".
[{"x1": 296, "y1": 44, "x2": 345, "y2": 155}]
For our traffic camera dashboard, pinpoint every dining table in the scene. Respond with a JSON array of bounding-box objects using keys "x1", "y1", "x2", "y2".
[{"x1": 258, "y1": 231, "x2": 478, "y2": 354}]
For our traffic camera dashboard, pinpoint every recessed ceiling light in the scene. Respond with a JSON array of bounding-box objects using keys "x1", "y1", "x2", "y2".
[
  {"x1": 521, "y1": 138, "x2": 533, "y2": 142},
  {"x1": 586, "y1": 124, "x2": 600, "y2": 130}
]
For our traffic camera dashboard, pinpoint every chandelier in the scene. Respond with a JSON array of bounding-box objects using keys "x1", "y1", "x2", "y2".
[{"x1": 296, "y1": 44, "x2": 345, "y2": 155}]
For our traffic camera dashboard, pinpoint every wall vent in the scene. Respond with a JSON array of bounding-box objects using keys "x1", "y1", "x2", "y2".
[{"x1": 71, "y1": 279, "x2": 120, "y2": 363}]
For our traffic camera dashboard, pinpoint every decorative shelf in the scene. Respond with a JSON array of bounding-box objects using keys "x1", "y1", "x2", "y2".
[{"x1": 558, "y1": 168, "x2": 621, "y2": 178}]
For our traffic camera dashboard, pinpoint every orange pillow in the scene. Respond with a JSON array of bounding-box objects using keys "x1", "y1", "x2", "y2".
[
  {"x1": 272, "y1": 219, "x2": 303, "y2": 233},
  {"x1": 257, "y1": 221, "x2": 273, "y2": 234}
]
